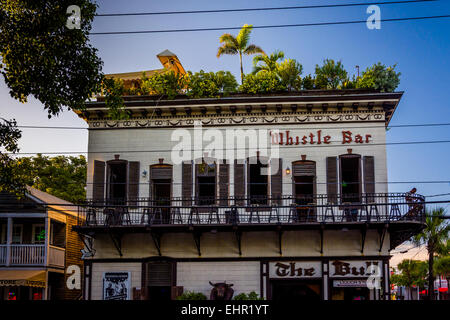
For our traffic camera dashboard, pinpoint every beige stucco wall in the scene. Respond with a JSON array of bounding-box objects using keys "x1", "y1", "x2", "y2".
[
  {"x1": 177, "y1": 261, "x2": 260, "y2": 298},
  {"x1": 90, "y1": 229, "x2": 390, "y2": 259}
]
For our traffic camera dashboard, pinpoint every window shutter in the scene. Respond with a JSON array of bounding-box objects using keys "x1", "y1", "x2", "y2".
[
  {"x1": 182, "y1": 162, "x2": 192, "y2": 205},
  {"x1": 363, "y1": 156, "x2": 375, "y2": 202},
  {"x1": 145, "y1": 262, "x2": 172, "y2": 287},
  {"x1": 171, "y1": 286, "x2": 184, "y2": 300},
  {"x1": 271, "y1": 158, "x2": 283, "y2": 205},
  {"x1": 93, "y1": 160, "x2": 105, "y2": 204},
  {"x1": 219, "y1": 161, "x2": 229, "y2": 205},
  {"x1": 234, "y1": 160, "x2": 245, "y2": 205},
  {"x1": 128, "y1": 161, "x2": 140, "y2": 206},
  {"x1": 326, "y1": 157, "x2": 338, "y2": 204}
]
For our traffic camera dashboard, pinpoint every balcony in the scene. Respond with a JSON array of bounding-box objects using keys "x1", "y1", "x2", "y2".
[
  {"x1": 74, "y1": 193, "x2": 426, "y2": 249},
  {"x1": 0, "y1": 244, "x2": 65, "y2": 268}
]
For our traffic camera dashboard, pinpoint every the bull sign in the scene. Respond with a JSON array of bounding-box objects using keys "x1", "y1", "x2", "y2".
[{"x1": 209, "y1": 281, "x2": 234, "y2": 300}]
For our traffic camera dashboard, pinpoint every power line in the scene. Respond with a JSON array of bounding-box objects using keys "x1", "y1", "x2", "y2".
[
  {"x1": 90, "y1": 14, "x2": 450, "y2": 35},
  {"x1": 95, "y1": 1, "x2": 436, "y2": 17},
  {"x1": 5, "y1": 139, "x2": 450, "y2": 155},
  {"x1": 11, "y1": 123, "x2": 450, "y2": 130}
]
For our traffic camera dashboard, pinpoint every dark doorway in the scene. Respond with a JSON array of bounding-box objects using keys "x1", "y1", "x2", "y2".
[
  {"x1": 197, "y1": 176, "x2": 215, "y2": 205},
  {"x1": 152, "y1": 178, "x2": 171, "y2": 223},
  {"x1": 147, "y1": 286, "x2": 171, "y2": 300},
  {"x1": 248, "y1": 160, "x2": 268, "y2": 205},
  {"x1": 294, "y1": 176, "x2": 315, "y2": 221},
  {"x1": 108, "y1": 162, "x2": 127, "y2": 203},
  {"x1": 340, "y1": 156, "x2": 361, "y2": 203},
  {"x1": 271, "y1": 280, "x2": 321, "y2": 301}
]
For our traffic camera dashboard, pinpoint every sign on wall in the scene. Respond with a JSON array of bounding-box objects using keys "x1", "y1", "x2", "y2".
[
  {"x1": 269, "y1": 261, "x2": 322, "y2": 278},
  {"x1": 333, "y1": 280, "x2": 369, "y2": 287},
  {"x1": 103, "y1": 272, "x2": 131, "y2": 300},
  {"x1": 330, "y1": 260, "x2": 382, "y2": 278}
]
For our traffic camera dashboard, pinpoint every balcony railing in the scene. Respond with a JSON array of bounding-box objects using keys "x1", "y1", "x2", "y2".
[
  {"x1": 0, "y1": 244, "x2": 65, "y2": 267},
  {"x1": 76, "y1": 193, "x2": 426, "y2": 228}
]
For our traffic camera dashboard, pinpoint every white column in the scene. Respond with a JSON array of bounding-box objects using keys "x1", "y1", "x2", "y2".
[
  {"x1": 5, "y1": 217, "x2": 12, "y2": 266},
  {"x1": 323, "y1": 262, "x2": 329, "y2": 300}
]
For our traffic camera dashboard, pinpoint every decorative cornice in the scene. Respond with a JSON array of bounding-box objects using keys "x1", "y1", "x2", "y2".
[{"x1": 87, "y1": 110, "x2": 385, "y2": 129}]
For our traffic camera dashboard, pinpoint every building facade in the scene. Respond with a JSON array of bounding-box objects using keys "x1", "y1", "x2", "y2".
[
  {"x1": 74, "y1": 89, "x2": 426, "y2": 300},
  {"x1": 0, "y1": 187, "x2": 84, "y2": 300}
]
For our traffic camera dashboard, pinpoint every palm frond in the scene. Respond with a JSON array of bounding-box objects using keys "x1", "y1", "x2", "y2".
[
  {"x1": 219, "y1": 33, "x2": 238, "y2": 47},
  {"x1": 244, "y1": 44, "x2": 265, "y2": 56},
  {"x1": 252, "y1": 54, "x2": 267, "y2": 67},
  {"x1": 217, "y1": 44, "x2": 238, "y2": 58},
  {"x1": 236, "y1": 24, "x2": 253, "y2": 49}
]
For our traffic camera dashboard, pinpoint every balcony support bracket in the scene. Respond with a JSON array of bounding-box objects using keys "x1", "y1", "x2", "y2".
[
  {"x1": 108, "y1": 231, "x2": 123, "y2": 257},
  {"x1": 151, "y1": 231, "x2": 162, "y2": 256},
  {"x1": 235, "y1": 229, "x2": 242, "y2": 256},
  {"x1": 192, "y1": 232, "x2": 202, "y2": 257},
  {"x1": 277, "y1": 226, "x2": 283, "y2": 255},
  {"x1": 361, "y1": 223, "x2": 368, "y2": 254},
  {"x1": 379, "y1": 224, "x2": 388, "y2": 252},
  {"x1": 320, "y1": 224, "x2": 325, "y2": 254}
]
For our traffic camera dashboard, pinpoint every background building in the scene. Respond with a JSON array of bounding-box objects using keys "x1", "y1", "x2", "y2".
[{"x1": 0, "y1": 187, "x2": 83, "y2": 300}]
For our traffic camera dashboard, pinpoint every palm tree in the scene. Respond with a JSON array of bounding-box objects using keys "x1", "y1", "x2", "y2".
[
  {"x1": 217, "y1": 24, "x2": 265, "y2": 84},
  {"x1": 252, "y1": 51, "x2": 284, "y2": 74},
  {"x1": 391, "y1": 260, "x2": 427, "y2": 300},
  {"x1": 413, "y1": 207, "x2": 450, "y2": 300}
]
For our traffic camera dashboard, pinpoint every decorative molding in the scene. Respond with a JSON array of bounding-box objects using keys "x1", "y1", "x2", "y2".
[{"x1": 87, "y1": 110, "x2": 386, "y2": 129}]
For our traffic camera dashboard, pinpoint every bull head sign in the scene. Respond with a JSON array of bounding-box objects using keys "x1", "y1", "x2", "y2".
[{"x1": 209, "y1": 281, "x2": 234, "y2": 300}]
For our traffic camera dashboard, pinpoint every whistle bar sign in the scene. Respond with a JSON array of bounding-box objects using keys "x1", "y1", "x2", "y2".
[{"x1": 270, "y1": 130, "x2": 372, "y2": 146}]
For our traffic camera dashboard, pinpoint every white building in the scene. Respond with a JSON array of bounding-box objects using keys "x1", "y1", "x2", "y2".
[{"x1": 73, "y1": 61, "x2": 426, "y2": 300}]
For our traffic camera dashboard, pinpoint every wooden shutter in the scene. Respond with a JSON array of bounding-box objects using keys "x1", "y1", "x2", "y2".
[
  {"x1": 326, "y1": 157, "x2": 338, "y2": 204},
  {"x1": 145, "y1": 262, "x2": 172, "y2": 287},
  {"x1": 219, "y1": 162, "x2": 229, "y2": 205},
  {"x1": 182, "y1": 162, "x2": 192, "y2": 206},
  {"x1": 92, "y1": 160, "x2": 105, "y2": 204},
  {"x1": 271, "y1": 158, "x2": 283, "y2": 205},
  {"x1": 293, "y1": 162, "x2": 316, "y2": 176},
  {"x1": 363, "y1": 156, "x2": 375, "y2": 202},
  {"x1": 234, "y1": 160, "x2": 245, "y2": 205},
  {"x1": 128, "y1": 161, "x2": 140, "y2": 206}
]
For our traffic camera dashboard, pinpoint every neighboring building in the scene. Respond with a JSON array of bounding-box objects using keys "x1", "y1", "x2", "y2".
[
  {"x1": 0, "y1": 187, "x2": 83, "y2": 300},
  {"x1": 73, "y1": 54, "x2": 426, "y2": 300}
]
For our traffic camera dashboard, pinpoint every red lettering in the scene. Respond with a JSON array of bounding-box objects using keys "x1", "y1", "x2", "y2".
[
  {"x1": 355, "y1": 134, "x2": 363, "y2": 143},
  {"x1": 342, "y1": 131, "x2": 352, "y2": 144},
  {"x1": 279, "y1": 132, "x2": 284, "y2": 145},
  {"x1": 295, "y1": 136, "x2": 300, "y2": 145},
  {"x1": 324, "y1": 135, "x2": 331, "y2": 144},
  {"x1": 309, "y1": 133, "x2": 315, "y2": 144},
  {"x1": 286, "y1": 131, "x2": 293, "y2": 145},
  {"x1": 270, "y1": 131, "x2": 279, "y2": 145},
  {"x1": 317, "y1": 130, "x2": 322, "y2": 144},
  {"x1": 365, "y1": 134, "x2": 372, "y2": 143},
  {"x1": 302, "y1": 136, "x2": 308, "y2": 145}
]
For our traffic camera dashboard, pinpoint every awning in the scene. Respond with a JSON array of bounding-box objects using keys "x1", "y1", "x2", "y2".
[{"x1": 0, "y1": 270, "x2": 46, "y2": 288}]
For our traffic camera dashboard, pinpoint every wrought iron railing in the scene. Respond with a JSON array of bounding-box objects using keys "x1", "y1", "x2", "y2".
[{"x1": 76, "y1": 193, "x2": 426, "y2": 227}]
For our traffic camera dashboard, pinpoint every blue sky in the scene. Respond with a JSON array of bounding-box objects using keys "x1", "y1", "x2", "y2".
[{"x1": 0, "y1": 0, "x2": 449, "y2": 203}]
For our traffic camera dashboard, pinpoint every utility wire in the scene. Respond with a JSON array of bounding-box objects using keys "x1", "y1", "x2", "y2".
[
  {"x1": 11, "y1": 123, "x2": 450, "y2": 130},
  {"x1": 95, "y1": 1, "x2": 436, "y2": 17},
  {"x1": 90, "y1": 15, "x2": 450, "y2": 35},
  {"x1": 5, "y1": 139, "x2": 450, "y2": 155}
]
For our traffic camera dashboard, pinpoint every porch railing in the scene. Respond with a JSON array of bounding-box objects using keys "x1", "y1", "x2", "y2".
[
  {"x1": 0, "y1": 245, "x2": 6, "y2": 265},
  {"x1": 76, "y1": 193, "x2": 426, "y2": 227},
  {"x1": 9, "y1": 244, "x2": 45, "y2": 265},
  {"x1": 48, "y1": 245, "x2": 65, "y2": 268}
]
